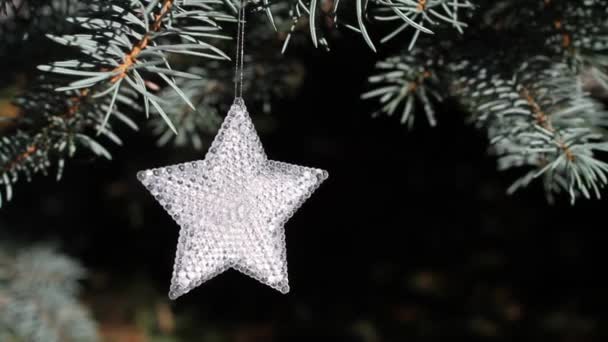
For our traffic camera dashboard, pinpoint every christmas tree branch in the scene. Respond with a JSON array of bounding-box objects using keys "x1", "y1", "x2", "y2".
[
  {"x1": 370, "y1": 0, "x2": 474, "y2": 49},
  {"x1": 39, "y1": 0, "x2": 232, "y2": 132},
  {"x1": 456, "y1": 58, "x2": 608, "y2": 203},
  {"x1": 0, "y1": 83, "x2": 135, "y2": 206},
  {"x1": 0, "y1": 0, "x2": 235, "y2": 206},
  {"x1": 361, "y1": 48, "x2": 444, "y2": 127},
  {"x1": 362, "y1": 0, "x2": 608, "y2": 202}
]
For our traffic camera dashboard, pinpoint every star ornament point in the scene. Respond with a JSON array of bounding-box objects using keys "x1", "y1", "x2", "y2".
[{"x1": 137, "y1": 99, "x2": 328, "y2": 299}]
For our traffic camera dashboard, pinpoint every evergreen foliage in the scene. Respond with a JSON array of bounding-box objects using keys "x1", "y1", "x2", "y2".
[
  {"x1": 363, "y1": 0, "x2": 608, "y2": 203},
  {"x1": 1, "y1": 0, "x2": 608, "y2": 205}
]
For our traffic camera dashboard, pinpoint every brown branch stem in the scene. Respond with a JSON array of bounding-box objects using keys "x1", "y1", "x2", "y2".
[
  {"x1": 521, "y1": 87, "x2": 575, "y2": 162},
  {"x1": 110, "y1": 0, "x2": 175, "y2": 83}
]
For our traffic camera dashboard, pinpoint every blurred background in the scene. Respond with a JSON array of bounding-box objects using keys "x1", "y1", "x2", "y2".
[{"x1": 2, "y1": 1, "x2": 608, "y2": 341}]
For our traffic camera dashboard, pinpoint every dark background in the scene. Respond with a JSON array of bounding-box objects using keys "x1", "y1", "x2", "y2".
[{"x1": 2, "y1": 28, "x2": 608, "y2": 341}]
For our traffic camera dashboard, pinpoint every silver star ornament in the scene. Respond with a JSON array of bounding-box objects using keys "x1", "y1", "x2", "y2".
[{"x1": 137, "y1": 98, "x2": 328, "y2": 299}]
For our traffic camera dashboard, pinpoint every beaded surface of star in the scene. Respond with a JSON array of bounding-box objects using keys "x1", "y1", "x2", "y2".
[{"x1": 137, "y1": 98, "x2": 328, "y2": 299}]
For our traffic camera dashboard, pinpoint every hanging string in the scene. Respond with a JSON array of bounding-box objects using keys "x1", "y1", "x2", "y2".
[{"x1": 234, "y1": 0, "x2": 246, "y2": 99}]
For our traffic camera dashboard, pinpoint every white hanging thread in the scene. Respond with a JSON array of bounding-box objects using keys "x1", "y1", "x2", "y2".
[{"x1": 234, "y1": 0, "x2": 246, "y2": 99}]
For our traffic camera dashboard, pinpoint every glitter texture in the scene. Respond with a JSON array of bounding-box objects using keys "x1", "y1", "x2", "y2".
[{"x1": 138, "y1": 98, "x2": 328, "y2": 299}]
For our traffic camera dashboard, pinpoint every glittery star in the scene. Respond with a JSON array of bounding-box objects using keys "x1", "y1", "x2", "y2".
[{"x1": 137, "y1": 98, "x2": 328, "y2": 299}]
